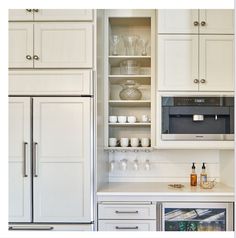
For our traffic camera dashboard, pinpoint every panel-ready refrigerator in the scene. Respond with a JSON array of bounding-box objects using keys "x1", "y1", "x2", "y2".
[{"x1": 159, "y1": 202, "x2": 234, "y2": 231}]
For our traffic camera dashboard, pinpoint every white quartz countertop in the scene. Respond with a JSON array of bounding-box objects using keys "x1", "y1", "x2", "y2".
[{"x1": 97, "y1": 182, "x2": 234, "y2": 202}]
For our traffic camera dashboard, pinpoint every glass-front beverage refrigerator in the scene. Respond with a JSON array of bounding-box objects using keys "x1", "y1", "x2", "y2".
[{"x1": 161, "y1": 203, "x2": 234, "y2": 231}]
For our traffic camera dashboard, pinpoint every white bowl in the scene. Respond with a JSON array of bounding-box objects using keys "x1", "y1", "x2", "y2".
[
  {"x1": 118, "y1": 116, "x2": 127, "y2": 123},
  {"x1": 127, "y1": 116, "x2": 136, "y2": 123}
]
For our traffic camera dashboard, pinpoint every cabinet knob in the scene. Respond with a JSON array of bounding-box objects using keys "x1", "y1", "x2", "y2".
[
  {"x1": 200, "y1": 79, "x2": 206, "y2": 83},
  {"x1": 201, "y1": 21, "x2": 206, "y2": 26},
  {"x1": 194, "y1": 79, "x2": 199, "y2": 84},
  {"x1": 26, "y1": 55, "x2": 32, "y2": 60},
  {"x1": 33, "y1": 55, "x2": 39, "y2": 60},
  {"x1": 193, "y1": 21, "x2": 199, "y2": 26},
  {"x1": 26, "y1": 9, "x2": 32, "y2": 12},
  {"x1": 33, "y1": 9, "x2": 39, "y2": 12}
]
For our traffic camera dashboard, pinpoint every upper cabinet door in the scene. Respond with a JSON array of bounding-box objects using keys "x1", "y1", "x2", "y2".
[
  {"x1": 157, "y1": 9, "x2": 198, "y2": 34},
  {"x1": 34, "y1": 9, "x2": 93, "y2": 21},
  {"x1": 158, "y1": 35, "x2": 198, "y2": 91},
  {"x1": 9, "y1": 97, "x2": 31, "y2": 222},
  {"x1": 34, "y1": 23, "x2": 93, "y2": 68},
  {"x1": 33, "y1": 97, "x2": 92, "y2": 223},
  {"x1": 9, "y1": 9, "x2": 34, "y2": 21},
  {"x1": 9, "y1": 23, "x2": 34, "y2": 68},
  {"x1": 199, "y1": 35, "x2": 234, "y2": 91},
  {"x1": 199, "y1": 10, "x2": 234, "y2": 34}
]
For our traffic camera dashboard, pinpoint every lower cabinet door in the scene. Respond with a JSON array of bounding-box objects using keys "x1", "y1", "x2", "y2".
[
  {"x1": 9, "y1": 97, "x2": 31, "y2": 222},
  {"x1": 33, "y1": 97, "x2": 92, "y2": 223},
  {"x1": 98, "y1": 220, "x2": 156, "y2": 231}
]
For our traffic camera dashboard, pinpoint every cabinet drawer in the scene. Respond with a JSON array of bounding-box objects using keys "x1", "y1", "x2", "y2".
[
  {"x1": 98, "y1": 203, "x2": 156, "y2": 219},
  {"x1": 9, "y1": 70, "x2": 92, "y2": 95},
  {"x1": 98, "y1": 220, "x2": 156, "y2": 231}
]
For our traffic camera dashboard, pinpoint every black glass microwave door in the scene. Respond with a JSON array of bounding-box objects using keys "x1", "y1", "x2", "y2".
[{"x1": 164, "y1": 208, "x2": 226, "y2": 231}]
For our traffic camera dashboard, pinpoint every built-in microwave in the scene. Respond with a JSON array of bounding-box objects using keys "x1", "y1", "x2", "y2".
[{"x1": 161, "y1": 96, "x2": 234, "y2": 141}]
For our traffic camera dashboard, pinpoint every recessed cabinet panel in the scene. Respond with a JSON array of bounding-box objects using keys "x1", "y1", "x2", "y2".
[
  {"x1": 199, "y1": 35, "x2": 234, "y2": 91},
  {"x1": 34, "y1": 9, "x2": 93, "y2": 21},
  {"x1": 9, "y1": 9, "x2": 34, "y2": 21},
  {"x1": 9, "y1": 97, "x2": 31, "y2": 222},
  {"x1": 9, "y1": 23, "x2": 33, "y2": 68},
  {"x1": 158, "y1": 35, "x2": 198, "y2": 91},
  {"x1": 199, "y1": 10, "x2": 234, "y2": 34},
  {"x1": 9, "y1": 70, "x2": 92, "y2": 95},
  {"x1": 34, "y1": 23, "x2": 93, "y2": 68},
  {"x1": 158, "y1": 9, "x2": 198, "y2": 34},
  {"x1": 33, "y1": 97, "x2": 92, "y2": 222}
]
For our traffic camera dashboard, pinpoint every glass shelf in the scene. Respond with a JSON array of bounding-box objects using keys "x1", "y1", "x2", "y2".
[
  {"x1": 109, "y1": 100, "x2": 151, "y2": 107},
  {"x1": 104, "y1": 146, "x2": 153, "y2": 152},
  {"x1": 109, "y1": 122, "x2": 151, "y2": 126}
]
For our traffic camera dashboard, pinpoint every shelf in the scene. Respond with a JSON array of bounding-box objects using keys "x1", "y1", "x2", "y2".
[
  {"x1": 109, "y1": 55, "x2": 151, "y2": 67},
  {"x1": 109, "y1": 100, "x2": 151, "y2": 107},
  {"x1": 104, "y1": 147, "x2": 153, "y2": 152},
  {"x1": 109, "y1": 75, "x2": 151, "y2": 85},
  {"x1": 109, "y1": 122, "x2": 151, "y2": 126}
]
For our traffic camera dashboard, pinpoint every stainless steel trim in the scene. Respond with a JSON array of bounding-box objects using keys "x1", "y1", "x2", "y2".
[
  {"x1": 9, "y1": 226, "x2": 53, "y2": 230},
  {"x1": 115, "y1": 210, "x2": 138, "y2": 214},
  {"x1": 33, "y1": 142, "x2": 38, "y2": 177},
  {"x1": 23, "y1": 142, "x2": 28, "y2": 177},
  {"x1": 157, "y1": 203, "x2": 163, "y2": 231},
  {"x1": 161, "y1": 134, "x2": 234, "y2": 141},
  {"x1": 115, "y1": 226, "x2": 139, "y2": 230}
]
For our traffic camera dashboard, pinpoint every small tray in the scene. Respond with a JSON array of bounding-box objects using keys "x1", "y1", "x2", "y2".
[{"x1": 168, "y1": 184, "x2": 184, "y2": 189}]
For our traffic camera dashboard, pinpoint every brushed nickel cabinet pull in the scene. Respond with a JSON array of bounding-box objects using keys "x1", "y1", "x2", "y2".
[
  {"x1": 115, "y1": 226, "x2": 139, "y2": 230},
  {"x1": 33, "y1": 142, "x2": 38, "y2": 177},
  {"x1": 200, "y1": 79, "x2": 206, "y2": 83},
  {"x1": 193, "y1": 21, "x2": 199, "y2": 26},
  {"x1": 26, "y1": 9, "x2": 32, "y2": 12},
  {"x1": 201, "y1": 21, "x2": 206, "y2": 26},
  {"x1": 33, "y1": 9, "x2": 39, "y2": 12},
  {"x1": 115, "y1": 210, "x2": 139, "y2": 214},
  {"x1": 33, "y1": 55, "x2": 39, "y2": 60},
  {"x1": 9, "y1": 226, "x2": 53, "y2": 230},
  {"x1": 193, "y1": 79, "x2": 199, "y2": 84},
  {"x1": 23, "y1": 142, "x2": 28, "y2": 177}
]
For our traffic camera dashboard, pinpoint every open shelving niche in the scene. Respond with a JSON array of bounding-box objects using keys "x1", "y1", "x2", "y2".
[{"x1": 104, "y1": 11, "x2": 155, "y2": 153}]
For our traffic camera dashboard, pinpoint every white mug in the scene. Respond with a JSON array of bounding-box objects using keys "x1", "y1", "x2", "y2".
[
  {"x1": 109, "y1": 138, "x2": 118, "y2": 147},
  {"x1": 141, "y1": 115, "x2": 149, "y2": 122},
  {"x1": 133, "y1": 159, "x2": 139, "y2": 170},
  {"x1": 118, "y1": 116, "x2": 127, "y2": 123},
  {"x1": 127, "y1": 116, "x2": 136, "y2": 123},
  {"x1": 120, "y1": 138, "x2": 129, "y2": 147},
  {"x1": 109, "y1": 115, "x2": 117, "y2": 123},
  {"x1": 120, "y1": 159, "x2": 128, "y2": 171},
  {"x1": 141, "y1": 138, "x2": 150, "y2": 147},
  {"x1": 130, "y1": 138, "x2": 139, "y2": 147},
  {"x1": 145, "y1": 159, "x2": 150, "y2": 170}
]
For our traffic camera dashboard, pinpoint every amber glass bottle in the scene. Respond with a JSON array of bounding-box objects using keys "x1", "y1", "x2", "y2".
[{"x1": 190, "y1": 162, "x2": 197, "y2": 186}]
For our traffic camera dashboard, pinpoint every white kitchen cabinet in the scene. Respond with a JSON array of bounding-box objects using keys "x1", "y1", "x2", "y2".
[
  {"x1": 9, "y1": 70, "x2": 93, "y2": 95},
  {"x1": 9, "y1": 22, "x2": 93, "y2": 68},
  {"x1": 33, "y1": 97, "x2": 92, "y2": 222},
  {"x1": 158, "y1": 9, "x2": 198, "y2": 34},
  {"x1": 9, "y1": 97, "x2": 31, "y2": 222},
  {"x1": 158, "y1": 9, "x2": 234, "y2": 34},
  {"x1": 158, "y1": 35, "x2": 198, "y2": 91},
  {"x1": 9, "y1": 9, "x2": 34, "y2": 21},
  {"x1": 199, "y1": 35, "x2": 234, "y2": 91},
  {"x1": 9, "y1": 9, "x2": 93, "y2": 21},
  {"x1": 158, "y1": 35, "x2": 234, "y2": 91},
  {"x1": 9, "y1": 23, "x2": 33, "y2": 68},
  {"x1": 9, "y1": 97, "x2": 92, "y2": 223}
]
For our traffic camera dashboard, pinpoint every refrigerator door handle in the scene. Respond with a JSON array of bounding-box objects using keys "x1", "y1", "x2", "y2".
[{"x1": 33, "y1": 142, "x2": 38, "y2": 177}]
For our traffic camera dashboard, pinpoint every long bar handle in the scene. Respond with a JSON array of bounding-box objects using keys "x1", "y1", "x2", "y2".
[
  {"x1": 33, "y1": 142, "x2": 38, "y2": 177},
  {"x1": 23, "y1": 142, "x2": 28, "y2": 177},
  {"x1": 115, "y1": 210, "x2": 139, "y2": 214},
  {"x1": 9, "y1": 226, "x2": 53, "y2": 230},
  {"x1": 115, "y1": 226, "x2": 139, "y2": 230}
]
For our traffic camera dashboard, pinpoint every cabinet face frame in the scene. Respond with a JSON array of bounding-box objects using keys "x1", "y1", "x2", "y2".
[{"x1": 8, "y1": 97, "x2": 32, "y2": 222}]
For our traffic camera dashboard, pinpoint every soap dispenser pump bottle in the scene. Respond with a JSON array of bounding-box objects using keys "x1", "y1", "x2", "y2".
[
  {"x1": 190, "y1": 162, "x2": 197, "y2": 186},
  {"x1": 200, "y1": 162, "x2": 207, "y2": 187}
]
